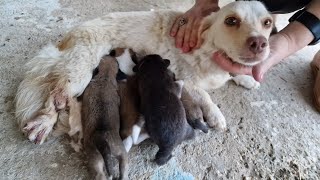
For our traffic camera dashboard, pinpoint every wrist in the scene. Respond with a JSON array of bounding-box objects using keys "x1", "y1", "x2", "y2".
[{"x1": 194, "y1": 0, "x2": 219, "y2": 11}]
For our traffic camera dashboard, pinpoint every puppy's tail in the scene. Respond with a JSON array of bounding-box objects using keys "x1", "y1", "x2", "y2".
[
  {"x1": 188, "y1": 119, "x2": 209, "y2": 133},
  {"x1": 92, "y1": 131, "x2": 128, "y2": 179}
]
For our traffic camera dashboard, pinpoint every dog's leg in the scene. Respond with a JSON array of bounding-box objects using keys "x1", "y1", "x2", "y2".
[
  {"x1": 181, "y1": 87, "x2": 209, "y2": 133},
  {"x1": 68, "y1": 97, "x2": 83, "y2": 152},
  {"x1": 184, "y1": 83, "x2": 226, "y2": 130},
  {"x1": 232, "y1": 75, "x2": 260, "y2": 89},
  {"x1": 118, "y1": 153, "x2": 129, "y2": 180},
  {"x1": 155, "y1": 144, "x2": 174, "y2": 166},
  {"x1": 86, "y1": 145, "x2": 108, "y2": 180},
  {"x1": 68, "y1": 97, "x2": 82, "y2": 137},
  {"x1": 22, "y1": 88, "x2": 67, "y2": 144}
]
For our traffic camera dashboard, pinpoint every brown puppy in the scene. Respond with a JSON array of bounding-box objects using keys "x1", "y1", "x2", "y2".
[
  {"x1": 81, "y1": 55, "x2": 128, "y2": 180},
  {"x1": 118, "y1": 76, "x2": 141, "y2": 152}
]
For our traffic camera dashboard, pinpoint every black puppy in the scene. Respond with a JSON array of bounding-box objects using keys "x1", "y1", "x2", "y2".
[{"x1": 133, "y1": 54, "x2": 194, "y2": 165}]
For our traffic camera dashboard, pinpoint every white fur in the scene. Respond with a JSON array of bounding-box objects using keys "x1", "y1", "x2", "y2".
[
  {"x1": 15, "y1": 1, "x2": 272, "y2": 144},
  {"x1": 135, "y1": 133, "x2": 150, "y2": 145},
  {"x1": 122, "y1": 136, "x2": 133, "y2": 153},
  {"x1": 115, "y1": 48, "x2": 136, "y2": 75},
  {"x1": 132, "y1": 125, "x2": 141, "y2": 144},
  {"x1": 94, "y1": 159, "x2": 108, "y2": 180},
  {"x1": 175, "y1": 80, "x2": 184, "y2": 99},
  {"x1": 232, "y1": 75, "x2": 260, "y2": 89}
]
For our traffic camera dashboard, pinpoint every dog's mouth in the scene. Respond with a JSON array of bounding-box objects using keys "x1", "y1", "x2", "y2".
[
  {"x1": 219, "y1": 51, "x2": 265, "y2": 67},
  {"x1": 220, "y1": 51, "x2": 257, "y2": 67}
]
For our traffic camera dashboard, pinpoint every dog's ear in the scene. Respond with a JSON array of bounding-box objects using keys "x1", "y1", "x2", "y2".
[
  {"x1": 133, "y1": 65, "x2": 138, "y2": 72},
  {"x1": 164, "y1": 59, "x2": 170, "y2": 68}
]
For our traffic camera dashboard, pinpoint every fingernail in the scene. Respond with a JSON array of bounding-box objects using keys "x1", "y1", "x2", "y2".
[
  {"x1": 259, "y1": 74, "x2": 264, "y2": 81},
  {"x1": 190, "y1": 42, "x2": 195, "y2": 47},
  {"x1": 170, "y1": 32, "x2": 176, "y2": 37}
]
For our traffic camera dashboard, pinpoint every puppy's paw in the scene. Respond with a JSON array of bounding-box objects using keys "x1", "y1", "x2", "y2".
[
  {"x1": 232, "y1": 75, "x2": 260, "y2": 89},
  {"x1": 123, "y1": 136, "x2": 133, "y2": 152},
  {"x1": 70, "y1": 140, "x2": 82, "y2": 152},
  {"x1": 132, "y1": 125, "x2": 142, "y2": 144},
  {"x1": 23, "y1": 115, "x2": 55, "y2": 144}
]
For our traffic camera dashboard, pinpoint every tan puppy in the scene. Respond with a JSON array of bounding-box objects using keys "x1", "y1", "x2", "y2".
[{"x1": 81, "y1": 55, "x2": 128, "y2": 180}]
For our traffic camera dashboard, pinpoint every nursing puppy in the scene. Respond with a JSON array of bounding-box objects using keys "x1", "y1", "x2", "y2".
[
  {"x1": 81, "y1": 55, "x2": 128, "y2": 180},
  {"x1": 118, "y1": 76, "x2": 141, "y2": 152},
  {"x1": 134, "y1": 54, "x2": 194, "y2": 165}
]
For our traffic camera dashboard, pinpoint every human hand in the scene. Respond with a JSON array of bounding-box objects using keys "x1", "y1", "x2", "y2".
[{"x1": 170, "y1": 0, "x2": 219, "y2": 53}]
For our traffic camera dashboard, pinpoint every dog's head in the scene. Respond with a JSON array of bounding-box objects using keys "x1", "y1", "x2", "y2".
[
  {"x1": 208, "y1": 1, "x2": 273, "y2": 66},
  {"x1": 133, "y1": 54, "x2": 170, "y2": 73}
]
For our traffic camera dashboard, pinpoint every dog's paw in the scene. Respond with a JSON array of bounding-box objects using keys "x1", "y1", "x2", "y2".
[
  {"x1": 232, "y1": 75, "x2": 260, "y2": 89},
  {"x1": 205, "y1": 108, "x2": 227, "y2": 131},
  {"x1": 23, "y1": 115, "x2": 55, "y2": 144}
]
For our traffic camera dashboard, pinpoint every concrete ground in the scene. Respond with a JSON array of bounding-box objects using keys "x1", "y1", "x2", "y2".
[{"x1": 1, "y1": 0, "x2": 320, "y2": 179}]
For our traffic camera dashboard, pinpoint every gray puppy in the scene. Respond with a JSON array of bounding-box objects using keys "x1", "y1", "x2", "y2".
[{"x1": 81, "y1": 55, "x2": 128, "y2": 180}]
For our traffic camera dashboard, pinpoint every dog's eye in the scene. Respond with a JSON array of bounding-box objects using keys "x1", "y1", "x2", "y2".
[
  {"x1": 263, "y1": 18, "x2": 272, "y2": 27},
  {"x1": 224, "y1": 17, "x2": 240, "y2": 26}
]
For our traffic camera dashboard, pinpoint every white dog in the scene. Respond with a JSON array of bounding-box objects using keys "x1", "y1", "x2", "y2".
[{"x1": 15, "y1": 1, "x2": 273, "y2": 144}]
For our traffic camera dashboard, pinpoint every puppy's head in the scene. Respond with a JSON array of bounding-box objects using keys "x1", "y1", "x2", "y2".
[
  {"x1": 209, "y1": 1, "x2": 273, "y2": 66},
  {"x1": 93, "y1": 55, "x2": 119, "y2": 79},
  {"x1": 133, "y1": 54, "x2": 170, "y2": 73}
]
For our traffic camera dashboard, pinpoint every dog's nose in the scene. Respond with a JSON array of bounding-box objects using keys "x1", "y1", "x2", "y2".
[{"x1": 246, "y1": 36, "x2": 267, "y2": 54}]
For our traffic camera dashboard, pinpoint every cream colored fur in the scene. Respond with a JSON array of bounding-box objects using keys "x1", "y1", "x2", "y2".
[{"x1": 15, "y1": 1, "x2": 272, "y2": 144}]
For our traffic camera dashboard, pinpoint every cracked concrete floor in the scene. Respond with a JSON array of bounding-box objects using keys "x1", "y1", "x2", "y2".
[{"x1": 1, "y1": 0, "x2": 320, "y2": 179}]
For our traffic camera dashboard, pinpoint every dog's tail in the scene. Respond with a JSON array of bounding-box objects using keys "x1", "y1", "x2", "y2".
[{"x1": 15, "y1": 44, "x2": 67, "y2": 129}]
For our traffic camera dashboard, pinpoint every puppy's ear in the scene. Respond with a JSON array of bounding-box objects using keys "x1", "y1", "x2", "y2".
[
  {"x1": 92, "y1": 67, "x2": 99, "y2": 78},
  {"x1": 164, "y1": 59, "x2": 170, "y2": 68},
  {"x1": 129, "y1": 49, "x2": 138, "y2": 64},
  {"x1": 133, "y1": 65, "x2": 138, "y2": 72}
]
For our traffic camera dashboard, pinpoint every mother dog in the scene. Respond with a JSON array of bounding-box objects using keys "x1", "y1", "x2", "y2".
[{"x1": 16, "y1": 1, "x2": 273, "y2": 144}]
